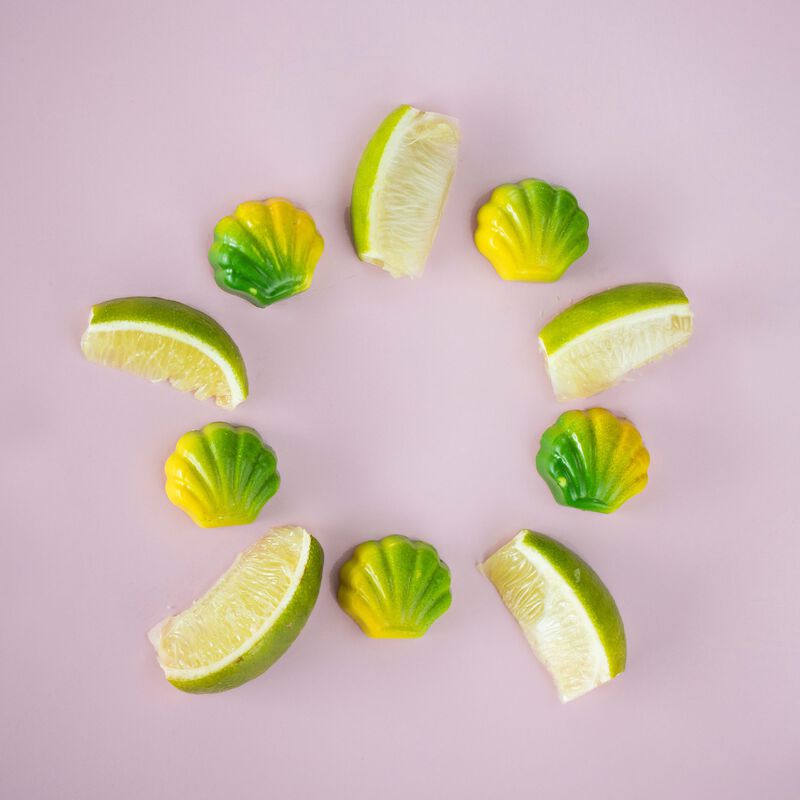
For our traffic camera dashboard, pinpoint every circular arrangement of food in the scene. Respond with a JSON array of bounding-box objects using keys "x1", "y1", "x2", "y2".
[{"x1": 81, "y1": 103, "x2": 694, "y2": 700}]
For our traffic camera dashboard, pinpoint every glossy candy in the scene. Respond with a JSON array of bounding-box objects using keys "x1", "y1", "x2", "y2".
[
  {"x1": 474, "y1": 179, "x2": 589, "y2": 282},
  {"x1": 209, "y1": 198, "x2": 324, "y2": 307},
  {"x1": 165, "y1": 422, "x2": 280, "y2": 527},
  {"x1": 536, "y1": 408, "x2": 649, "y2": 513},
  {"x1": 337, "y1": 535, "x2": 452, "y2": 638}
]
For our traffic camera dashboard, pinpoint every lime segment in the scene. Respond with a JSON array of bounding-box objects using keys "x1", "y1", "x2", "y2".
[
  {"x1": 351, "y1": 104, "x2": 459, "y2": 278},
  {"x1": 538, "y1": 282, "x2": 693, "y2": 400},
  {"x1": 149, "y1": 526, "x2": 323, "y2": 693},
  {"x1": 80, "y1": 296, "x2": 248, "y2": 409},
  {"x1": 480, "y1": 530, "x2": 626, "y2": 702}
]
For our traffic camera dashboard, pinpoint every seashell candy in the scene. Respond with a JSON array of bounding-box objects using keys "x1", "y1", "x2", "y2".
[
  {"x1": 209, "y1": 198, "x2": 324, "y2": 307},
  {"x1": 536, "y1": 408, "x2": 649, "y2": 513},
  {"x1": 474, "y1": 179, "x2": 589, "y2": 282},
  {"x1": 165, "y1": 422, "x2": 280, "y2": 527},
  {"x1": 337, "y1": 535, "x2": 452, "y2": 638}
]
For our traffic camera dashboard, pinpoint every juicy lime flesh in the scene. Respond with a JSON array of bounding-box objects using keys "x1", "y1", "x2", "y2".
[
  {"x1": 481, "y1": 532, "x2": 624, "y2": 702},
  {"x1": 543, "y1": 304, "x2": 693, "y2": 400},
  {"x1": 81, "y1": 297, "x2": 247, "y2": 409},
  {"x1": 155, "y1": 528, "x2": 308, "y2": 673},
  {"x1": 82, "y1": 325, "x2": 239, "y2": 408},
  {"x1": 360, "y1": 109, "x2": 459, "y2": 277}
]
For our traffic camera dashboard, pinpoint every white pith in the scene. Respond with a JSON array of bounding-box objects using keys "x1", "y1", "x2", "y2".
[
  {"x1": 148, "y1": 527, "x2": 311, "y2": 681},
  {"x1": 481, "y1": 533, "x2": 611, "y2": 702},
  {"x1": 540, "y1": 303, "x2": 693, "y2": 400},
  {"x1": 83, "y1": 320, "x2": 246, "y2": 408},
  {"x1": 363, "y1": 107, "x2": 459, "y2": 278}
]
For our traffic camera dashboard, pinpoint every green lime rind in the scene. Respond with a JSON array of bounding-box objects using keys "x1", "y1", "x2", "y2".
[
  {"x1": 539, "y1": 283, "x2": 689, "y2": 354},
  {"x1": 350, "y1": 105, "x2": 412, "y2": 257},
  {"x1": 167, "y1": 535, "x2": 323, "y2": 694},
  {"x1": 87, "y1": 296, "x2": 248, "y2": 398},
  {"x1": 519, "y1": 530, "x2": 626, "y2": 677}
]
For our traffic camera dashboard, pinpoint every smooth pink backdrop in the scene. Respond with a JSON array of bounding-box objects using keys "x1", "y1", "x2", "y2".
[{"x1": 2, "y1": 1, "x2": 799, "y2": 797}]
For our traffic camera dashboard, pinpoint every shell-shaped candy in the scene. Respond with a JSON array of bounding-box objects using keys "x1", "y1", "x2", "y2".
[
  {"x1": 474, "y1": 179, "x2": 589, "y2": 282},
  {"x1": 165, "y1": 422, "x2": 280, "y2": 527},
  {"x1": 209, "y1": 198, "x2": 324, "y2": 307},
  {"x1": 337, "y1": 535, "x2": 452, "y2": 638},
  {"x1": 536, "y1": 408, "x2": 649, "y2": 513}
]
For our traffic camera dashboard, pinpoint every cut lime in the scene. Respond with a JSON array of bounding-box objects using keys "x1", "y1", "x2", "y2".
[
  {"x1": 351, "y1": 104, "x2": 460, "y2": 278},
  {"x1": 80, "y1": 297, "x2": 248, "y2": 409},
  {"x1": 538, "y1": 282, "x2": 693, "y2": 400},
  {"x1": 149, "y1": 526, "x2": 323, "y2": 693},
  {"x1": 480, "y1": 530, "x2": 626, "y2": 702}
]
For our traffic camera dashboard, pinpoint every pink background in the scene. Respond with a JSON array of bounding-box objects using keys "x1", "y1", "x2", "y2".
[{"x1": 2, "y1": 1, "x2": 799, "y2": 797}]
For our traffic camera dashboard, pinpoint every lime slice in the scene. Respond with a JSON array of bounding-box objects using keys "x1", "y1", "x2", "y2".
[
  {"x1": 538, "y1": 282, "x2": 693, "y2": 400},
  {"x1": 480, "y1": 530, "x2": 626, "y2": 702},
  {"x1": 149, "y1": 526, "x2": 323, "y2": 693},
  {"x1": 80, "y1": 297, "x2": 248, "y2": 409},
  {"x1": 351, "y1": 104, "x2": 460, "y2": 278}
]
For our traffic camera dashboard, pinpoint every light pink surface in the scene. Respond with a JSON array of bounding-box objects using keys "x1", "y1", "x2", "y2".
[{"x1": 2, "y1": 1, "x2": 799, "y2": 797}]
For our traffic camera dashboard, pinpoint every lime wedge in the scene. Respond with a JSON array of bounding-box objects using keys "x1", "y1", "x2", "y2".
[
  {"x1": 149, "y1": 526, "x2": 323, "y2": 693},
  {"x1": 351, "y1": 104, "x2": 460, "y2": 278},
  {"x1": 480, "y1": 530, "x2": 626, "y2": 702},
  {"x1": 538, "y1": 282, "x2": 693, "y2": 400},
  {"x1": 80, "y1": 297, "x2": 248, "y2": 409}
]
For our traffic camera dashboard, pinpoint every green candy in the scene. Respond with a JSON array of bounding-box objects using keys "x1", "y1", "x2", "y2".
[
  {"x1": 536, "y1": 408, "x2": 650, "y2": 513},
  {"x1": 209, "y1": 198, "x2": 324, "y2": 307},
  {"x1": 337, "y1": 535, "x2": 452, "y2": 638}
]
